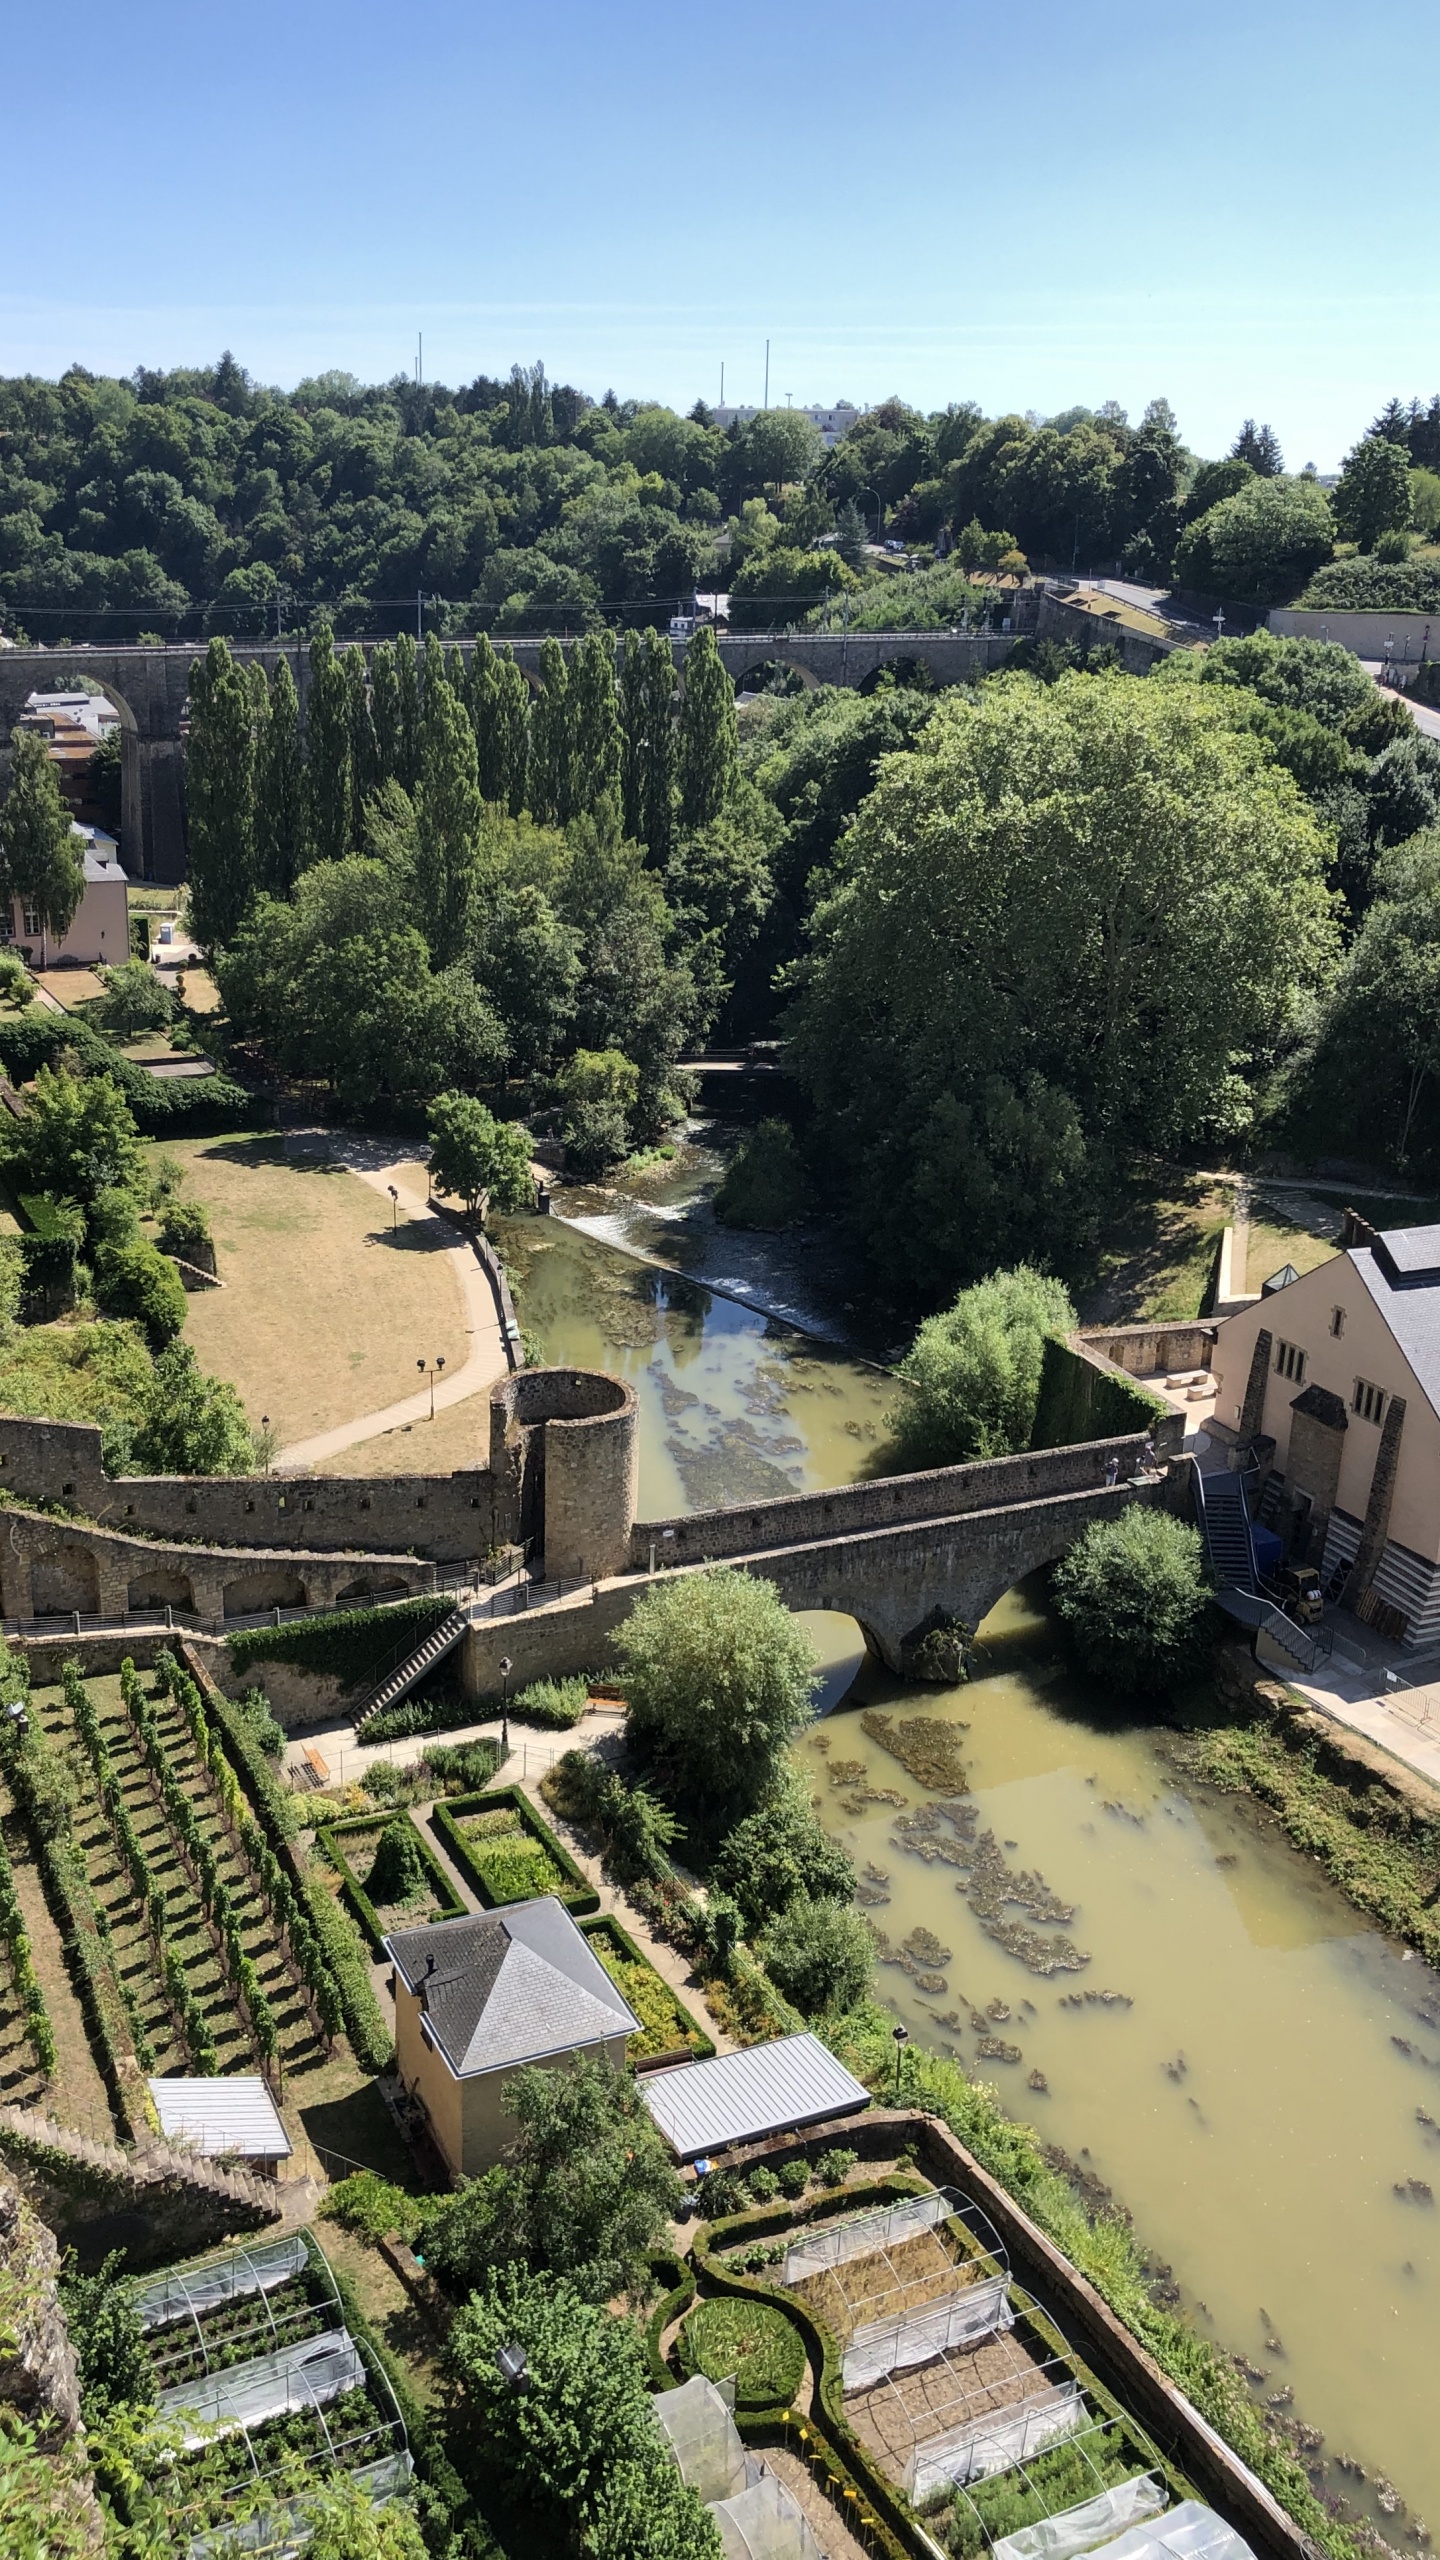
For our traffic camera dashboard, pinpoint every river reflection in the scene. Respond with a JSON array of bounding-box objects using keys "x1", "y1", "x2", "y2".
[
  {"x1": 494, "y1": 1212, "x2": 896, "y2": 1519},
  {"x1": 800, "y1": 1592, "x2": 1440, "y2": 2539}
]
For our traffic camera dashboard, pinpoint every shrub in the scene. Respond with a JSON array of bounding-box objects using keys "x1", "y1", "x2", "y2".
[
  {"x1": 98, "y1": 959, "x2": 176, "y2": 1037},
  {"x1": 94, "y1": 1238, "x2": 187, "y2": 1345},
  {"x1": 815, "y1": 2147, "x2": 858, "y2": 2188},
  {"x1": 1051, "y1": 1508, "x2": 1213, "y2": 1694},
  {"x1": 760, "y1": 1896, "x2": 873, "y2": 2017},
  {"x1": 696, "y1": 2169, "x2": 744, "y2": 2219},
  {"x1": 511, "y1": 1674, "x2": 591, "y2": 1728},
  {"x1": 366, "y1": 1817, "x2": 429, "y2": 1907},
  {"x1": 778, "y1": 2158, "x2": 810, "y2": 2199},
  {"x1": 237, "y1": 1687, "x2": 285, "y2": 1760},
  {"x1": 745, "y1": 2166, "x2": 779, "y2": 2203},
  {"x1": 680, "y1": 2295, "x2": 806, "y2": 2410},
  {"x1": 320, "y1": 2171, "x2": 434, "y2": 2248},
  {"x1": 616, "y1": 1567, "x2": 820, "y2": 1815},
  {"x1": 890, "y1": 1265, "x2": 1077, "y2": 1465},
  {"x1": 422, "y1": 1736, "x2": 503, "y2": 1793},
  {"x1": 157, "y1": 1198, "x2": 213, "y2": 1264}
]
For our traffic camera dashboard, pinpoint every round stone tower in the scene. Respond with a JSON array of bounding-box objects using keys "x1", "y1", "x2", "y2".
[{"x1": 488, "y1": 1368, "x2": 639, "y2": 1581}]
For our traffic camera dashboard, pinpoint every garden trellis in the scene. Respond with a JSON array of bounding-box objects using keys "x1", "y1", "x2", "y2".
[
  {"x1": 709, "y1": 2471, "x2": 829, "y2": 2560},
  {"x1": 184, "y1": 2452, "x2": 415, "y2": 2560},
  {"x1": 990, "y1": 2471, "x2": 1168, "y2": 2560},
  {"x1": 133, "y1": 2236, "x2": 332, "y2": 2387},
  {"x1": 652, "y1": 2374, "x2": 761, "y2": 2507},
  {"x1": 781, "y1": 2186, "x2": 1014, "y2": 2390}
]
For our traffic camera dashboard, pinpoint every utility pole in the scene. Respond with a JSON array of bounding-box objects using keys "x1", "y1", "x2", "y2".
[
  {"x1": 417, "y1": 589, "x2": 424, "y2": 645},
  {"x1": 764, "y1": 339, "x2": 770, "y2": 408},
  {"x1": 720, "y1": 361, "x2": 724, "y2": 407}
]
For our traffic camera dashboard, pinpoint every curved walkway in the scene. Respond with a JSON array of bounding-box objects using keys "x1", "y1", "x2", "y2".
[{"x1": 273, "y1": 1131, "x2": 508, "y2": 1472}]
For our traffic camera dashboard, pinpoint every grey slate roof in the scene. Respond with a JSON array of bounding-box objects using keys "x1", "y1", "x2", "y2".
[
  {"x1": 1351, "y1": 1229, "x2": 1440, "y2": 1416},
  {"x1": 384, "y1": 1897, "x2": 638, "y2": 2080}
]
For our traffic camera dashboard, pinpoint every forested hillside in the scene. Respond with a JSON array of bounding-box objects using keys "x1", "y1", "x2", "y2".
[{"x1": 3, "y1": 355, "x2": 1437, "y2": 639}]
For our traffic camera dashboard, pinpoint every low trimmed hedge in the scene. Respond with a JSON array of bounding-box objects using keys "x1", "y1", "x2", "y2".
[
  {"x1": 230, "y1": 1595, "x2": 453, "y2": 1692},
  {"x1": 430, "y1": 1786, "x2": 599, "y2": 1916},
  {"x1": 317, "y1": 1810, "x2": 466, "y2": 1957},
  {"x1": 578, "y1": 1913, "x2": 715, "y2": 2066}
]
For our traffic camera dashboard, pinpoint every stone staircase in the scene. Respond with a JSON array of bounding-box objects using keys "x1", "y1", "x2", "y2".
[
  {"x1": 355, "y1": 1607, "x2": 469, "y2": 1725},
  {"x1": 0, "y1": 2104, "x2": 283, "y2": 2222}
]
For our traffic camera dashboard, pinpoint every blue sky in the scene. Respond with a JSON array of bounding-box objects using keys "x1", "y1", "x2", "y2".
[{"x1": 3, "y1": 0, "x2": 1435, "y2": 469}]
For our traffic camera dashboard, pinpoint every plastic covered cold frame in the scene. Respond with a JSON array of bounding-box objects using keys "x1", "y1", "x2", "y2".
[
  {"x1": 906, "y1": 2379, "x2": 1084, "y2": 2503},
  {"x1": 842, "y1": 2274, "x2": 1013, "y2": 2391},
  {"x1": 993, "y1": 2472, "x2": 1168, "y2": 2560},
  {"x1": 710, "y1": 2473, "x2": 829, "y2": 2560},
  {"x1": 133, "y1": 2236, "x2": 312, "y2": 2333},
  {"x1": 159, "y1": 2329, "x2": 364, "y2": 2445},
  {"x1": 185, "y1": 2451, "x2": 415, "y2": 2560},
  {"x1": 782, "y1": 2188, "x2": 966, "y2": 2286},
  {"x1": 652, "y1": 2374, "x2": 763, "y2": 2507},
  {"x1": 1084, "y1": 2502, "x2": 1257, "y2": 2560}
]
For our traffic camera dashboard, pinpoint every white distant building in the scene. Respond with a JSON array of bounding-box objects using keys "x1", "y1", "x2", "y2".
[
  {"x1": 3, "y1": 826, "x2": 130, "y2": 970},
  {"x1": 712, "y1": 401, "x2": 861, "y2": 449}
]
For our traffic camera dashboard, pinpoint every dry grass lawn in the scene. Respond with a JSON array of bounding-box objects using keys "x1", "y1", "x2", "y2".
[
  {"x1": 152, "y1": 1137, "x2": 470, "y2": 1445},
  {"x1": 314, "y1": 1393, "x2": 492, "y2": 1477},
  {"x1": 35, "y1": 967, "x2": 108, "y2": 1007},
  {"x1": 177, "y1": 967, "x2": 221, "y2": 1014},
  {"x1": 1243, "y1": 1218, "x2": 1338, "y2": 1291}
]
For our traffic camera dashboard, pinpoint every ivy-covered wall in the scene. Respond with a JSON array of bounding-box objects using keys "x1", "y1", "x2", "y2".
[{"x1": 1031, "y1": 1334, "x2": 1170, "y2": 1454}]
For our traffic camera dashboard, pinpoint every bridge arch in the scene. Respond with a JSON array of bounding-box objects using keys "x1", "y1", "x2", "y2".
[{"x1": 729, "y1": 658, "x2": 821, "y2": 697}]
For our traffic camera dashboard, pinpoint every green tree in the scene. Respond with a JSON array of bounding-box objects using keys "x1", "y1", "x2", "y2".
[
  {"x1": 183, "y1": 637, "x2": 256, "y2": 945},
  {"x1": 255, "y1": 654, "x2": 305, "y2": 892},
  {"x1": 445, "y1": 2267, "x2": 721, "y2": 2560},
  {"x1": 791, "y1": 673, "x2": 1336, "y2": 1298},
  {"x1": 739, "y1": 407, "x2": 824, "y2": 490},
  {"x1": 427, "y1": 1089, "x2": 534, "y2": 1215},
  {"x1": 1308, "y1": 829, "x2": 1440, "y2": 1165},
  {"x1": 60, "y1": 2251, "x2": 151, "y2": 2420},
  {"x1": 394, "y1": 632, "x2": 422, "y2": 792},
  {"x1": 1173, "y1": 475, "x2": 1333, "y2": 605},
  {"x1": 616, "y1": 1564, "x2": 819, "y2": 1813},
  {"x1": 303, "y1": 620, "x2": 353, "y2": 866},
  {"x1": 93, "y1": 1237, "x2": 187, "y2": 1344},
  {"x1": 890, "y1": 1266, "x2": 1077, "y2": 1463},
  {"x1": 1231, "y1": 419, "x2": 1284, "y2": 476},
  {"x1": 1333, "y1": 435, "x2": 1415, "y2": 551},
  {"x1": 416, "y1": 674, "x2": 485, "y2": 965},
  {"x1": 426, "y1": 2053, "x2": 682, "y2": 2304},
  {"x1": 557, "y1": 1045, "x2": 640, "y2": 1173},
  {"x1": 473, "y1": 881, "x2": 581, "y2": 1074},
  {"x1": 97, "y1": 958, "x2": 174, "y2": 1037},
  {"x1": 3, "y1": 1064, "x2": 142, "y2": 1206},
  {"x1": 711, "y1": 1781, "x2": 856, "y2": 1930},
  {"x1": 712, "y1": 1117, "x2": 807, "y2": 1230},
  {"x1": 346, "y1": 645, "x2": 381, "y2": 811},
  {"x1": 467, "y1": 631, "x2": 501, "y2": 796},
  {"x1": 569, "y1": 632, "x2": 623, "y2": 817},
  {"x1": 529, "y1": 636, "x2": 573, "y2": 824},
  {"x1": 677, "y1": 626, "x2": 738, "y2": 828},
  {"x1": 131, "y1": 1340, "x2": 255, "y2": 1473},
  {"x1": 493, "y1": 648, "x2": 532, "y2": 815},
  {"x1": 761, "y1": 1894, "x2": 873, "y2": 2016},
  {"x1": 368, "y1": 641, "x2": 402, "y2": 788},
  {"x1": 1051, "y1": 1508, "x2": 1212, "y2": 1694},
  {"x1": 621, "y1": 626, "x2": 675, "y2": 861}
]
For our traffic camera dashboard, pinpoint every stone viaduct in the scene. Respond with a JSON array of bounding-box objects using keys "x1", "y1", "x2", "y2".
[
  {"x1": 0, "y1": 1362, "x2": 1185, "y2": 1704},
  {"x1": 0, "y1": 585, "x2": 1172, "y2": 885}
]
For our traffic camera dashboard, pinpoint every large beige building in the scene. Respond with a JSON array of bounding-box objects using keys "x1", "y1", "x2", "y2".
[
  {"x1": 384, "y1": 1899, "x2": 638, "y2": 2180},
  {"x1": 1210, "y1": 1214, "x2": 1440, "y2": 1645}
]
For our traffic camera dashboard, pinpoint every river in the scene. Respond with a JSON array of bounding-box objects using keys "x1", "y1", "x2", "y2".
[{"x1": 501, "y1": 1154, "x2": 1437, "y2": 2540}]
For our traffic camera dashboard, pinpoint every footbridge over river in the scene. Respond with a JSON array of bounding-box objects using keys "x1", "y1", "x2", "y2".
[
  {"x1": 452, "y1": 1413, "x2": 1189, "y2": 1699},
  {"x1": 0, "y1": 625, "x2": 1024, "y2": 885}
]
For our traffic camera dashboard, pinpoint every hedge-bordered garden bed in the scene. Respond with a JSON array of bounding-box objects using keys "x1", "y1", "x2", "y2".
[
  {"x1": 317, "y1": 1811, "x2": 466, "y2": 1956},
  {"x1": 429, "y1": 1787, "x2": 599, "y2": 1916},
  {"x1": 577, "y1": 1913, "x2": 714, "y2": 2068}
]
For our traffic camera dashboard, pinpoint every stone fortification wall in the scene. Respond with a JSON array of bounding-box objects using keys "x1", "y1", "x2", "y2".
[
  {"x1": 626, "y1": 1431, "x2": 1155, "y2": 1573},
  {"x1": 0, "y1": 1501, "x2": 434, "y2": 1627},
  {"x1": 1078, "y1": 1320, "x2": 1216, "y2": 1376},
  {"x1": 490, "y1": 1368, "x2": 639, "y2": 1577},
  {"x1": 0, "y1": 1413, "x2": 495, "y2": 1562}
]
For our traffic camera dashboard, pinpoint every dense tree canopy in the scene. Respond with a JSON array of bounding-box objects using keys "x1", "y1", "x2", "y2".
[
  {"x1": 789, "y1": 671, "x2": 1337, "y2": 1295},
  {"x1": 616, "y1": 1565, "x2": 820, "y2": 1814},
  {"x1": 891, "y1": 1267, "x2": 1078, "y2": 1464},
  {"x1": 0, "y1": 729, "x2": 85, "y2": 940}
]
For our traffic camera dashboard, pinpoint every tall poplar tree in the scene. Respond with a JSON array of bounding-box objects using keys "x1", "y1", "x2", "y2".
[
  {"x1": 369, "y1": 641, "x2": 402, "y2": 789},
  {"x1": 255, "y1": 655, "x2": 305, "y2": 893},
  {"x1": 493, "y1": 651, "x2": 530, "y2": 817},
  {"x1": 394, "y1": 633, "x2": 422, "y2": 793},
  {"x1": 0, "y1": 729, "x2": 85, "y2": 943},
  {"x1": 346, "y1": 648, "x2": 381, "y2": 816},
  {"x1": 569, "y1": 633, "x2": 622, "y2": 819},
  {"x1": 621, "y1": 627, "x2": 676, "y2": 863},
  {"x1": 468, "y1": 633, "x2": 502, "y2": 800},
  {"x1": 416, "y1": 675, "x2": 485, "y2": 966},
  {"x1": 304, "y1": 622, "x2": 352, "y2": 868},
  {"x1": 529, "y1": 638, "x2": 572, "y2": 825},
  {"x1": 678, "y1": 627, "x2": 738, "y2": 830},
  {"x1": 185, "y1": 636, "x2": 257, "y2": 945}
]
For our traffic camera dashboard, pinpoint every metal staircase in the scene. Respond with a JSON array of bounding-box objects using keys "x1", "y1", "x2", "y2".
[
  {"x1": 1193, "y1": 1466, "x2": 1259, "y2": 1593},
  {"x1": 355, "y1": 1608, "x2": 469, "y2": 1724}
]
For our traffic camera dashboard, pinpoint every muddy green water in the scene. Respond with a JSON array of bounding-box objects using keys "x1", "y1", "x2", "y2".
[
  {"x1": 496, "y1": 1210, "x2": 895, "y2": 1519},
  {"x1": 799, "y1": 1596, "x2": 1440, "y2": 2539}
]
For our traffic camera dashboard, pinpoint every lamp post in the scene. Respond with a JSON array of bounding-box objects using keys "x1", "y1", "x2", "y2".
[
  {"x1": 388, "y1": 1184, "x2": 399, "y2": 1231},
  {"x1": 496, "y1": 2341, "x2": 528, "y2": 2392},
  {"x1": 417, "y1": 1355, "x2": 446, "y2": 1420},
  {"x1": 892, "y1": 2022, "x2": 909, "y2": 2099},
  {"x1": 499, "y1": 1654, "x2": 513, "y2": 1760},
  {"x1": 260, "y1": 1416, "x2": 271, "y2": 1481},
  {"x1": 1212, "y1": 606, "x2": 1226, "y2": 643}
]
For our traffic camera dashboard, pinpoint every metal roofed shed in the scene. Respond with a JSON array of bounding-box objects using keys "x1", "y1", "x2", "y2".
[
  {"x1": 639, "y1": 2031, "x2": 869, "y2": 2160},
  {"x1": 149, "y1": 2076, "x2": 292, "y2": 2166}
]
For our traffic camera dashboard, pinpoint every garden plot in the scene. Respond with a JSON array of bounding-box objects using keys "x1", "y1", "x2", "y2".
[
  {"x1": 845, "y1": 2326, "x2": 1081, "y2": 2498},
  {"x1": 451, "y1": 1803, "x2": 569, "y2": 1903},
  {"x1": 35, "y1": 1667, "x2": 325, "y2": 2095}
]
